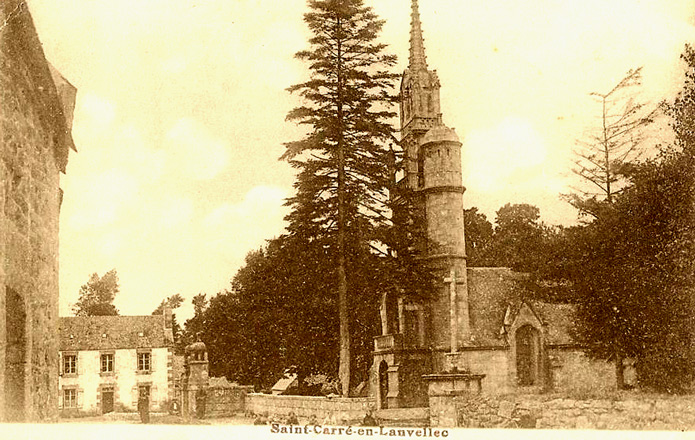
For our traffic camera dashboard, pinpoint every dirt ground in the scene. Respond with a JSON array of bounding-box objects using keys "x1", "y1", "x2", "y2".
[{"x1": 58, "y1": 412, "x2": 256, "y2": 425}]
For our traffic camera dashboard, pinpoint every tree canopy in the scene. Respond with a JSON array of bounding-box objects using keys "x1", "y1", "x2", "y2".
[
  {"x1": 72, "y1": 269, "x2": 120, "y2": 316},
  {"x1": 152, "y1": 294, "x2": 184, "y2": 350}
]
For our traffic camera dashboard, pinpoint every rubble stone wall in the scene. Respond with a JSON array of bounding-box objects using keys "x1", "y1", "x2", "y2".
[
  {"x1": 246, "y1": 394, "x2": 375, "y2": 423},
  {"x1": 430, "y1": 393, "x2": 695, "y2": 430},
  {"x1": 205, "y1": 385, "x2": 254, "y2": 418}
]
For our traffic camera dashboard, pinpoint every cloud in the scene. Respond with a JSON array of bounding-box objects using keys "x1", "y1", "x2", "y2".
[
  {"x1": 464, "y1": 116, "x2": 548, "y2": 192},
  {"x1": 203, "y1": 185, "x2": 289, "y2": 251},
  {"x1": 165, "y1": 118, "x2": 230, "y2": 180},
  {"x1": 65, "y1": 169, "x2": 139, "y2": 230},
  {"x1": 157, "y1": 197, "x2": 195, "y2": 229}
]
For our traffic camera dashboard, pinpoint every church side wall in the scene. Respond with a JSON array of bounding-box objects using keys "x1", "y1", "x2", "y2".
[
  {"x1": 549, "y1": 348, "x2": 615, "y2": 395},
  {"x1": 468, "y1": 350, "x2": 511, "y2": 394},
  {"x1": 1, "y1": 41, "x2": 62, "y2": 422}
]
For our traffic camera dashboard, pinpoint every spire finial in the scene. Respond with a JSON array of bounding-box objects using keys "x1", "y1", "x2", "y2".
[{"x1": 409, "y1": 0, "x2": 428, "y2": 70}]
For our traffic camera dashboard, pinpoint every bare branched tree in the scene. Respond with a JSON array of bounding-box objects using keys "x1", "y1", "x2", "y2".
[{"x1": 570, "y1": 67, "x2": 658, "y2": 217}]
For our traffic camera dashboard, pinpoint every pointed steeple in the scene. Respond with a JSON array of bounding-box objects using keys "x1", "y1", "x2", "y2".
[{"x1": 409, "y1": 0, "x2": 428, "y2": 71}]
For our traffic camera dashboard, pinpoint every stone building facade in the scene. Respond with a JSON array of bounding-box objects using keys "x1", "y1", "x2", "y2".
[
  {"x1": 58, "y1": 313, "x2": 176, "y2": 415},
  {"x1": 0, "y1": 1, "x2": 76, "y2": 421},
  {"x1": 371, "y1": 0, "x2": 613, "y2": 409}
]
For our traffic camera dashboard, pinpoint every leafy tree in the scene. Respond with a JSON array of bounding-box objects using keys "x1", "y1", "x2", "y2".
[
  {"x1": 72, "y1": 269, "x2": 119, "y2": 316},
  {"x1": 282, "y1": 0, "x2": 399, "y2": 396},
  {"x1": 152, "y1": 294, "x2": 184, "y2": 349},
  {"x1": 487, "y1": 203, "x2": 550, "y2": 271},
  {"x1": 181, "y1": 293, "x2": 209, "y2": 348},
  {"x1": 152, "y1": 294, "x2": 184, "y2": 314},
  {"x1": 463, "y1": 207, "x2": 493, "y2": 266},
  {"x1": 182, "y1": 237, "x2": 339, "y2": 390}
]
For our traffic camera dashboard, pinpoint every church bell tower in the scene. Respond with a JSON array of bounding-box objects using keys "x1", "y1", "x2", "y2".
[{"x1": 372, "y1": 0, "x2": 470, "y2": 410}]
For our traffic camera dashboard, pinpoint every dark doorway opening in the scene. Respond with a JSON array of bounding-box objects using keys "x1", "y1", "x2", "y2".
[
  {"x1": 516, "y1": 325, "x2": 540, "y2": 386},
  {"x1": 102, "y1": 389, "x2": 115, "y2": 414},
  {"x1": 5, "y1": 287, "x2": 26, "y2": 422},
  {"x1": 378, "y1": 361, "x2": 389, "y2": 409}
]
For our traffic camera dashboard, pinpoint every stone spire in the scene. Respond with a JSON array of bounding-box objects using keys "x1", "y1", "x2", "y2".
[{"x1": 409, "y1": 0, "x2": 428, "y2": 71}]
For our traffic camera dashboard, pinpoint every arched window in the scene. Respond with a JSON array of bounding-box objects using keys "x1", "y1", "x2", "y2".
[{"x1": 516, "y1": 325, "x2": 541, "y2": 386}]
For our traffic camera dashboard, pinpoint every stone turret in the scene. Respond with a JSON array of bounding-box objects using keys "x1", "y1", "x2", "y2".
[
  {"x1": 372, "y1": 0, "x2": 471, "y2": 410},
  {"x1": 400, "y1": 0, "x2": 469, "y2": 351}
]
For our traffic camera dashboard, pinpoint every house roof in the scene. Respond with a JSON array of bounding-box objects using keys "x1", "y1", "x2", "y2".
[
  {"x1": 59, "y1": 315, "x2": 172, "y2": 351},
  {"x1": 466, "y1": 267, "x2": 576, "y2": 347}
]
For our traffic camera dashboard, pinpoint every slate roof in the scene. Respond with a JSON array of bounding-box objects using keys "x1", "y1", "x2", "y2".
[
  {"x1": 466, "y1": 267, "x2": 576, "y2": 347},
  {"x1": 59, "y1": 315, "x2": 172, "y2": 351}
]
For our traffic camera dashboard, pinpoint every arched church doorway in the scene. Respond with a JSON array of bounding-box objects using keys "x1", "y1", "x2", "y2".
[
  {"x1": 378, "y1": 361, "x2": 389, "y2": 409},
  {"x1": 516, "y1": 325, "x2": 541, "y2": 386}
]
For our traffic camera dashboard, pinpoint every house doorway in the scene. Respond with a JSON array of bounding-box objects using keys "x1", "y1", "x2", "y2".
[
  {"x1": 516, "y1": 325, "x2": 540, "y2": 386},
  {"x1": 378, "y1": 361, "x2": 389, "y2": 409},
  {"x1": 102, "y1": 388, "x2": 114, "y2": 414}
]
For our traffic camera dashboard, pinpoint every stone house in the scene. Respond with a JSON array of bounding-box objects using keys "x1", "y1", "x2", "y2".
[
  {"x1": 0, "y1": 1, "x2": 76, "y2": 421},
  {"x1": 371, "y1": 0, "x2": 614, "y2": 409},
  {"x1": 58, "y1": 311, "x2": 176, "y2": 414}
]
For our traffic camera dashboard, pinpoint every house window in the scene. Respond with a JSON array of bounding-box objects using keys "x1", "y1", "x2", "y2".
[
  {"x1": 63, "y1": 389, "x2": 77, "y2": 408},
  {"x1": 137, "y1": 352, "x2": 151, "y2": 372},
  {"x1": 101, "y1": 353, "x2": 114, "y2": 373},
  {"x1": 63, "y1": 354, "x2": 77, "y2": 374}
]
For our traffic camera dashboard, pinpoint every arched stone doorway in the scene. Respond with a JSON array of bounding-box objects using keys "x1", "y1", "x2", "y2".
[
  {"x1": 516, "y1": 325, "x2": 541, "y2": 386},
  {"x1": 378, "y1": 361, "x2": 389, "y2": 409}
]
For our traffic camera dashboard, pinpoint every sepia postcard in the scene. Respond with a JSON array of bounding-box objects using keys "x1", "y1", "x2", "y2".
[{"x1": 2, "y1": 0, "x2": 695, "y2": 439}]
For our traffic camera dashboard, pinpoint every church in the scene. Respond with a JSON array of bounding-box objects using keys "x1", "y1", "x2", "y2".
[{"x1": 370, "y1": 0, "x2": 614, "y2": 409}]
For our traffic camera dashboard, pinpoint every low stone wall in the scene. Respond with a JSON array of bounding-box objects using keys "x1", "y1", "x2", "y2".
[
  {"x1": 246, "y1": 394, "x2": 375, "y2": 423},
  {"x1": 205, "y1": 385, "x2": 254, "y2": 418},
  {"x1": 430, "y1": 393, "x2": 695, "y2": 430}
]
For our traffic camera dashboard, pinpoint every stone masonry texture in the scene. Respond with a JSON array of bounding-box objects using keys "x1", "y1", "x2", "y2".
[
  {"x1": 429, "y1": 393, "x2": 695, "y2": 430},
  {"x1": 1, "y1": 1, "x2": 74, "y2": 422}
]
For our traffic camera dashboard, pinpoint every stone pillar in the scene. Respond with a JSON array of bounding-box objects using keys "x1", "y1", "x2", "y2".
[{"x1": 182, "y1": 340, "x2": 209, "y2": 420}]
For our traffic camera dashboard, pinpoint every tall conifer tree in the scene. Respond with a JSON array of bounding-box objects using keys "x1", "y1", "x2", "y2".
[{"x1": 283, "y1": 0, "x2": 398, "y2": 396}]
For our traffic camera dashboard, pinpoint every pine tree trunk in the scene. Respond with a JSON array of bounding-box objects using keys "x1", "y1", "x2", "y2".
[{"x1": 336, "y1": 18, "x2": 351, "y2": 398}]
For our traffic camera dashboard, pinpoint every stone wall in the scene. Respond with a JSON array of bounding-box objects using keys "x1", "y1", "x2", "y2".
[
  {"x1": 1, "y1": 1, "x2": 74, "y2": 422},
  {"x1": 430, "y1": 393, "x2": 695, "y2": 430},
  {"x1": 549, "y1": 348, "x2": 616, "y2": 395},
  {"x1": 246, "y1": 394, "x2": 375, "y2": 423},
  {"x1": 205, "y1": 384, "x2": 253, "y2": 418}
]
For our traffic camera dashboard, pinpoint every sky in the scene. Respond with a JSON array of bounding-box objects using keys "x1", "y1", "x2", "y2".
[{"x1": 25, "y1": 0, "x2": 695, "y2": 321}]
